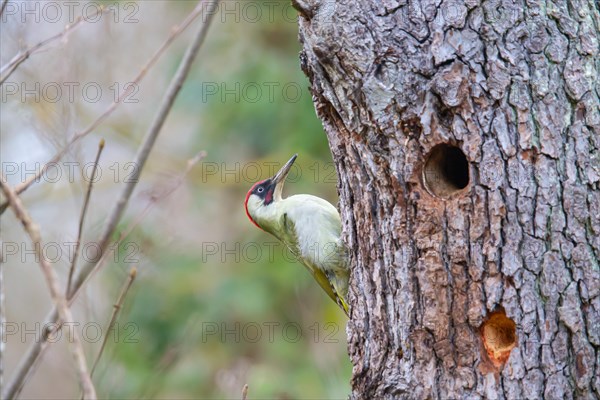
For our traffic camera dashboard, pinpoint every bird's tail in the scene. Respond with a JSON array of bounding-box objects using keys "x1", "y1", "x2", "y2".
[{"x1": 337, "y1": 295, "x2": 349, "y2": 317}]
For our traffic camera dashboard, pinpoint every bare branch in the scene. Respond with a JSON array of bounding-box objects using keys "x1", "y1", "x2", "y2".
[
  {"x1": 68, "y1": 0, "x2": 218, "y2": 298},
  {"x1": 0, "y1": 7, "x2": 109, "y2": 85},
  {"x1": 67, "y1": 139, "x2": 105, "y2": 295},
  {"x1": 0, "y1": 1, "x2": 210, "y2": 215},
  {"x1": 2, "y1": 1, "x2": 217, "y2": 395},
  {"x1": 78, "y1": 151, "x2": 205, "y2": 295},
  {"x1": 89, "y1": 267, "x2": 137, "y2": 383},
  {"x1": 0, "y1": 175, "x2": 97, "y2": 400}
]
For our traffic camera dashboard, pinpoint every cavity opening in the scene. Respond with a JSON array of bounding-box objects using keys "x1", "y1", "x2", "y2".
[
  {"x1": 481, "y1": 309, "x2": 517, "y2": 368},
  {"x1": 423, "y1": 144, "x2": 469, "y2": 198}
]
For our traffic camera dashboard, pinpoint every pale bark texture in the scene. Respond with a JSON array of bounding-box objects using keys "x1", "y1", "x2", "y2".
[{"x1": 294, "y1": 0, "x2": 599, "y2": 398}]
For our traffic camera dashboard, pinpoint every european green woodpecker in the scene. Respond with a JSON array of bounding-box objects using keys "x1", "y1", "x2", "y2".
[{"x1": 244, "y1": 154, "x2": 349, "y2": 315}]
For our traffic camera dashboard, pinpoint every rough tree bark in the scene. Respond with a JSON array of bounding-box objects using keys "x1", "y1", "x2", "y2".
[{"x1": 294, "y1": 0, "x2": 599, "y2": 398}]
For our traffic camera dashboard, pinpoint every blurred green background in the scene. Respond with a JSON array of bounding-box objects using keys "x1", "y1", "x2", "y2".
[{"x1": 0, "y1": 1, "x2": 350, "y2": 398}]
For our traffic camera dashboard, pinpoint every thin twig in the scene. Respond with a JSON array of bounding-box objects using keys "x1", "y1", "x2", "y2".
[
  {"x1": 78, "y1": 151, "x2": 206, "y2": 296},
  {"x1": 67, "y1": 139, "x2": 105, "y2": 295},
  {"x1": 87, "y1": 267, "x2": 137, "y2": 392},
  {"x1": 2, "y1": 2, "x2": 217, "y2": 396},
  {"x1": 0, "y1": 7, "x2": 109, "y2": 84},
  {"x1": 0, "y1": 1, "x2": 210, "y2": 216},
  {"x1": 242, "y1": 384, "x2": 249, "y2": 400},
  {"x1": 0, "y1": 175, "x2": 97, "y2": 400},
  {"x1": 74, "y1": 152, "x2": 203, "y2": 303}
]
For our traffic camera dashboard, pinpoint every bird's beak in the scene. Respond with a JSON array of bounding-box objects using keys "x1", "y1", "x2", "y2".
[{"x1": 271, "y1": 154, "x2": 297, "y2": 201}]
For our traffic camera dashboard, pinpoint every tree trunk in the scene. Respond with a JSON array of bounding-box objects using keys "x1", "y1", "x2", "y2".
[{"x1": 294, "y1": 0, "x2": 599, "y2": 398}]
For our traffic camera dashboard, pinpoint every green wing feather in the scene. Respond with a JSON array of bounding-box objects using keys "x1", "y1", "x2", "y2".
[
  {"x1": 311, "y1": 266, "x2": 349, "y2": 316},
  {"x1": 278, "y1": 212, "x2": 349, "y2": 316}
]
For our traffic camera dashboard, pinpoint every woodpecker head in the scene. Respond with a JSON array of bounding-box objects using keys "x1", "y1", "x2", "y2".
[{"x1": 245, "y1": 154, "x2": 297, "y2": 230}]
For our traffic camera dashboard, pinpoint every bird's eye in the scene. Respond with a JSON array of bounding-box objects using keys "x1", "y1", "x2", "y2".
[{"x1": 257, "y1": 187, "x2": 264, "y2": 193}]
